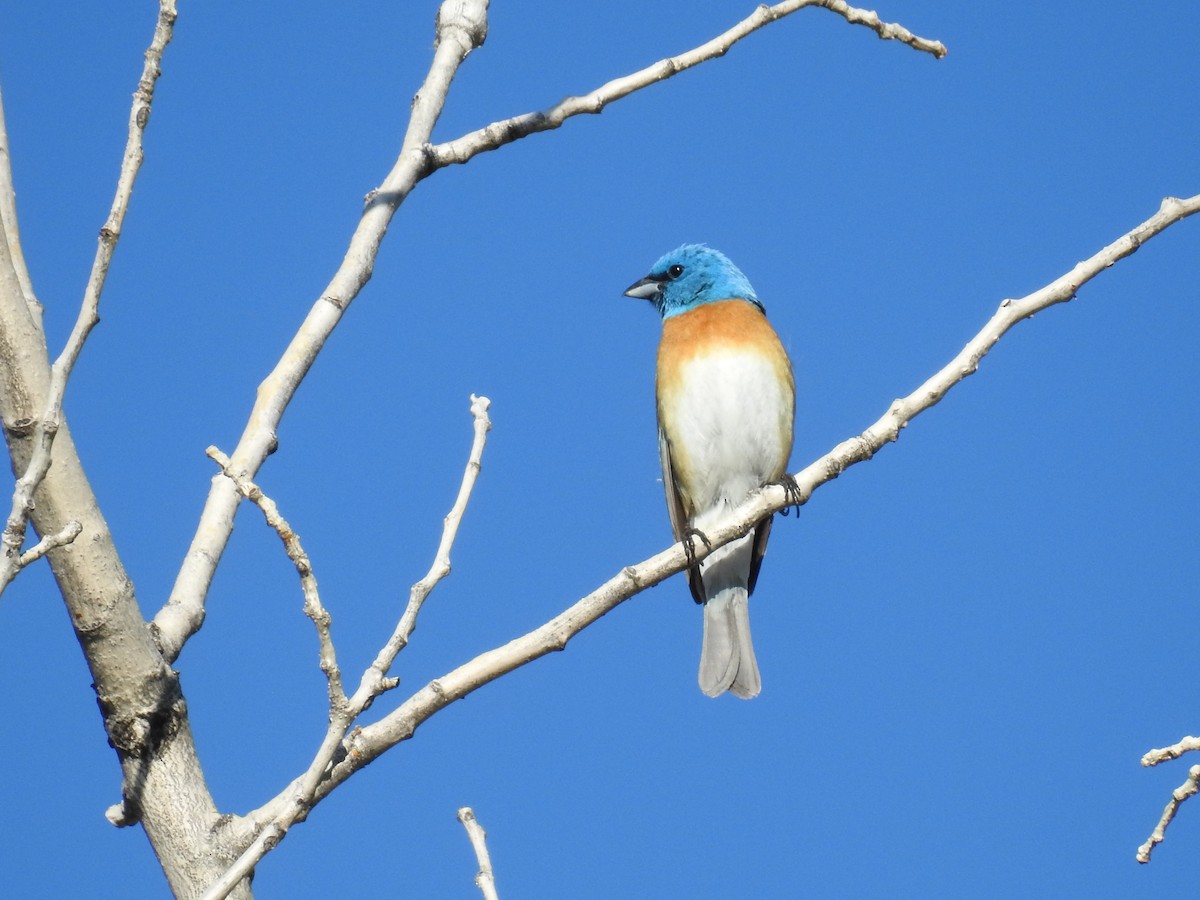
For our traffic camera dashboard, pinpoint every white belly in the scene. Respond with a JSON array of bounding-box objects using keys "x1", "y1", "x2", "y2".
[{"x1": 664, "y1": 347, "x2": 792, "y2": 518}]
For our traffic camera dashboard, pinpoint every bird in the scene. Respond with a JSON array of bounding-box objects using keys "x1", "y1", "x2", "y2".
[{"x1": 624, "y1": 244, "x2": 795, "y2": 699}]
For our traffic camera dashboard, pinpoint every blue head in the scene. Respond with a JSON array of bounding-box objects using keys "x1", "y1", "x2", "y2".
[{"x1": 624, "y1": 244, "x2": 762, "y2": 319}]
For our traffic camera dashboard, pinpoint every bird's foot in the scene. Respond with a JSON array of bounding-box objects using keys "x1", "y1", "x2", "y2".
[
  {"x1": 682, "y1": 527, "x2": 712, "y2": 567},
  {"x1": 777, "y1": 474, "x2": 803, "y2": 516}
]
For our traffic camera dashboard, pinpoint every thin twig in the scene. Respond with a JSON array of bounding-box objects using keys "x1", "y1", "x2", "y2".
[
  {"x1": 458, "y1": 807, "x2": 500, "y2": 900},
  {"x1": 0, "y1": 0, "x2": 177, "y2": 596},
  {"x1": 70, "y1": 0, "x2": 178, "y2": 377},
  {"x1": 431, "y1": 0, "x2": 945, "y2": 168},
  {"x1": 0, "y1": 84, "x2": 38, "y2": 313},
  {"x1": 1138, "y1": 764, "x2": 1200, "y2": 863},
  {"x1": 1137, "y1": 735, "x2": 1200, "y2": 862},
  {"x1": 202, "y1": 394, "x2": 493, "y2": 900},
  {"x1": 354, "y1": 394, "x2": 492, "y2": 700},
  {"x1": 206, "y1": 447, "x2": 345, "y2": 708},
  {"x1": 829, "y1": 0, "x2": 946, "y2": 57},
  {"x1": 17, "y1": 520, "x2": 83, "y2": 567},
  {"x1": 306, "y1": 195, "x2": 1200, "y2": 797},
  {"x1": 1143, "y1": 736, "x2": 1200, "y2": 767}
]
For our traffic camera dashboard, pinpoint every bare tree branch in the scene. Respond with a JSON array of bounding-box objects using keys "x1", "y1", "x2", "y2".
[
  {"x1": 1137, "y1": 736, "x2": 1200, "y2": 862},
  {"x1": 0, "y1": 5, "x2": 251, "y2": 896},
  {"x1": 70, "y1": 0, "x2": 177, "y2": 377},
  {"x1": 0, "y1": 84, "x2": 37, "y2": 314},
  {"x1": 152, "y1": 0, "x2": 945, "y2": 663},
  {"x1": 433, "y1": 0, "x2": 945, "y2": 168},
  {"x1": 1144, "y1": 736, "x2": 1200, "y2": 768},
  {"x1": 153, "y1": 0, "x2": 491, "y2": 661},
  {"x1": 0, "y1": 0, "x2": 177, "y2": 596},
  {"x1": 358, "y1": 394, "x2": 492, "y2": 693},
  {"x1": 302, "y1": 195, "x2": 1200, "y2": 798},
  {"x1": 4, "y1": 0, "x2": 1187, "y2": 891},
  {"x1": 831, "y1": 0, "x2": 946, "y2": 55},
  {"x1": 458, "y1": 807, "x2": 500, "y2": 900},
  {"x1": 16, "y1": 519, "x2": 83, "y2": 567},
  {"x1": 201, "y1": 394, "x2": 492, "y2": 900},
  {"x1": 1138, "y1": 764, "x2": 1200, "y2": 864},
  {"x1": 206, "y1": 447, "x2": 346, "y2": 708}
]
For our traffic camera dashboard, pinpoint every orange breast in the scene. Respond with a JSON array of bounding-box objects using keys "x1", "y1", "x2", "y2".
[{"x1": 656, "y1": 299, "x2": 792, "y2": 398}]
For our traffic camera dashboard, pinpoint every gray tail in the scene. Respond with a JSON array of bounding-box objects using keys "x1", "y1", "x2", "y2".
[{"x1": 698, "y1": 586, "x2": 761, "y2": 699}]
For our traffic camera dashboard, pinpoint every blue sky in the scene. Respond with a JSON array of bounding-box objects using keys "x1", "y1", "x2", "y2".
[{"x1": 1, "y1": 2, "x2": 1198, "y2": 897}]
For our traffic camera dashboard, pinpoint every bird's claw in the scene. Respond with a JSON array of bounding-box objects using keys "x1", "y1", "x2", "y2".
[
  {"x1": 777, "y1": 474, "x2": 803, "y2": 516},
  {"x1": 682, "y1": 527, "x2": 712, "y2": 567}
]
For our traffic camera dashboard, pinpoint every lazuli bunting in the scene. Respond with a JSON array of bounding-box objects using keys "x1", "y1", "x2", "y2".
[{"x1": 625, "y1": 245, "x2": 794, "y2": 699}]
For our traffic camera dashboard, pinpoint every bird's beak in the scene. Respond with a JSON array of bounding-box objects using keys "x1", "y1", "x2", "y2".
[{"x1": 623, "y1": 275, "x2": 663, "y2": 300}]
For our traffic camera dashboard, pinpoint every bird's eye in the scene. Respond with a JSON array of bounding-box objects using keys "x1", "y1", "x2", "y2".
[{"x1": 667, "y1": 264, "x2": 684, "y2": 279}]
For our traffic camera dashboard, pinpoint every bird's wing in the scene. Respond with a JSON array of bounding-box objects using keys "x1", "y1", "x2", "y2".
[{"x1": 659, "y1": 427, "x2": 706, "y2": 605}]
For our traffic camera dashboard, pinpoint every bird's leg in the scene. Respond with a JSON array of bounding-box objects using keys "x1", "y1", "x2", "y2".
[
  {"x1": 682, "y1": 526, "x2": 712, "y2": 568},
  {"x1": 777, "y1": 474, "x2": 803, "y2": 516}
]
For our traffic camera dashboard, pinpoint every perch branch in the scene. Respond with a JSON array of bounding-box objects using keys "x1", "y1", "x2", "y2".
[
  {"x1": 307, "y1": 195, "x2": 1200, "y2": 796},
  {"x1": 199, "y1": 193, "x2": 1197, "y2": 886}
]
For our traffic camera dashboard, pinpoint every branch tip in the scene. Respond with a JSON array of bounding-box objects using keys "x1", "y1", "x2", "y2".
[{"x1": 458, "y1": 806, "x2": 500, "y2": 900}]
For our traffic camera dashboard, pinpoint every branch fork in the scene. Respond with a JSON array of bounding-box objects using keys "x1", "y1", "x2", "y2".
[{"x1": 200, "y1": 394, "x2": 492, "y2": 900}]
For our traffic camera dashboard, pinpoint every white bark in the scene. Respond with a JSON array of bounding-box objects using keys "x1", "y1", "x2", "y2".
[{"x1": 459, "y1": 807, "x2": 501, "y2": 900}]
